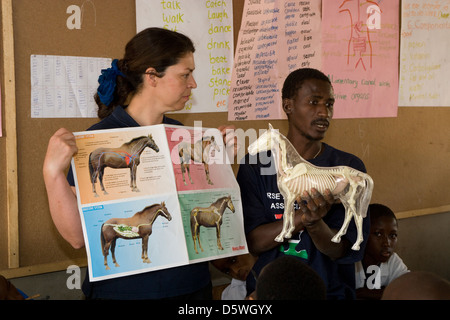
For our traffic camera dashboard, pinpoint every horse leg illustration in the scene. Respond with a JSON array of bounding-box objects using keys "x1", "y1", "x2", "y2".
[
  {"x1": 141, "y1": 234, "x2": 151, "y2": 263},
  {"x1": 89, "y1": 161, "x2": 99, "y2": 197},
  {"x1": 180, "y1": 163, "x2": 187, "y2": 185},
  {"x1": 204, "y1": 163, "x2": 213, "y2": 185},
  {"x1": 197, "y1": 228, "x2": 204, "y2": 253},
  {"x1": 110, "y1": 238, "x2": 119, "y2": 268},
  {"x1": 179, "y1": 148, "x2": 193, "y2": 185},
  {"x1": 103, "y1": 249, "x2": 110, "y2": 270},
  {"x1": 98, "y1": 166, "x2": 108, "y2": 195},
  {"x1": 191, "y1": 211, "x2": 201, "y2": 254},
  {"x1": 192, "y1": 230, "x2": 198, "y2": 254},
  {"x1": 186, "y1": 163, "x2": 193, "y2": 184},
  {"x1": 91, "y1": 172, "x2": 99, "y2": 197},
  {"x1": 130, "y1": 164, "x2": 140, "y2": 192},
  {"x1": 215, "y1": 222, "x2": 223, "y2": 250},
  {"x1": 101, "y1": 226, "x2": 111, "y2": 270}
]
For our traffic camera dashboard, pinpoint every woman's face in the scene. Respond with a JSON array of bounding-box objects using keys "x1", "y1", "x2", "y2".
[{"x1": 153, "y1": 52, "x2": 197, "y2": 112}]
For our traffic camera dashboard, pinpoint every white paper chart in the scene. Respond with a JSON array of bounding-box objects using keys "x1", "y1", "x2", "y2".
[{"x1": 30, "y1": 55, "x2": 111, "y2": 118}]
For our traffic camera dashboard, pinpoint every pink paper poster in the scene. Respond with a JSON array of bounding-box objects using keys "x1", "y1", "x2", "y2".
[
  {"x1": 228, "y1": 0, "x2": 322, "y2": 121},
  {"x1": 322, "y1": 0, "x2": 400, "y2": 118}
]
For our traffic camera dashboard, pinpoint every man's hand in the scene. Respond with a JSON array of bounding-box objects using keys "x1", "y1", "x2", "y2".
[{"x1": 297, "y1": 188, "x2": 334, "y2": 227}]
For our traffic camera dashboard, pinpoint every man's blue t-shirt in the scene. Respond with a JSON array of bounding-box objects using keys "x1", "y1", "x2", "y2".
[
  {"x1": 236, "y1": 143, "x2": 370, "y2": 299},
  {"x1": 68, "y1": 106, "x2": 211, "y2": 299}
]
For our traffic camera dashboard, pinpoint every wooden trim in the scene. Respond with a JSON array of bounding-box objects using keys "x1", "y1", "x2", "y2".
[
  {"x1": 1, "y1": 258, "x2": 88, "y2": 279},
  {"x1": 396, "y1": 204, "x2": 450, "y2": 220},
  {"x1": 2, "y1": 204, "x2": 449, "y2": 278},
  {"x1": 1, "y1": 0, "x2": 19, "y2": 268}
]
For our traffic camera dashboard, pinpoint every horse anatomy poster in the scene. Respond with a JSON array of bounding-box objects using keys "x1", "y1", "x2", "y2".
[{"x1": 71, "y1": 124, "x2": 247, "y2": 281}]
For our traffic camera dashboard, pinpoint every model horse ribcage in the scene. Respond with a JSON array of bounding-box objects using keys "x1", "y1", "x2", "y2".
[{"x1": 283, "y1": 166, "x2": 338, "y2": 194}]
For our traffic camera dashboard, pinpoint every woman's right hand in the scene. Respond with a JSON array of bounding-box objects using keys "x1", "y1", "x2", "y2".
[
  {"x1": 43, "y1": 128, "x2": 85, "y2": 249},
  {"x1": 43, "y1": 128, "x2": 78, "y2": 178}
]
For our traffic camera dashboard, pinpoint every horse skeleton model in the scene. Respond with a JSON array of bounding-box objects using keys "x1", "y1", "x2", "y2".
[
  {"x1": 178, "y1": 136, "x2": 219, "y2": 185},
  {"x1": 101, "y1": 202, "x2": 172, "y2": 270},
  {"x1": 248, "y1": 124, "x2": 373, "y2": 250},
  {"x1": 89, "y1": 135, "x2": 159, "y2": 197},
  {"x1": 190, "y1": 195, "x2": 235, "y2": 254}
]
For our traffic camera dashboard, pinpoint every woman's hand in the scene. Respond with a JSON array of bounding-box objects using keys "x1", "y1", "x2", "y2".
[{"x1": 43, "y1": 128, "x2": 78, "y2": 178}]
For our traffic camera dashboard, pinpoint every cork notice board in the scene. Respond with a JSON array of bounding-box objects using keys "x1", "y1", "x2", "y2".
[{"x1": 1, "y1": 0, "x2": 449, "y2": 278}]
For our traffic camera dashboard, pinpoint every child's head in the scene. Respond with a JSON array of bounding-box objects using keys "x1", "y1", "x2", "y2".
[
  {"x1": 211, "y1": 253, "x2": 257, "y2": 281},
  {"x1": 256, "y1": 256, "x2": 326, "y2": 300},
  {"x1": 365, "y1": 203, "x2": 398, "y2": 265}
]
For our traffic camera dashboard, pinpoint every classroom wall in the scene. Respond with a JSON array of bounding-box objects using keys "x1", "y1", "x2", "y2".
[{"x1": 1, "y1": 0, "x2": 449, "y2": 295}]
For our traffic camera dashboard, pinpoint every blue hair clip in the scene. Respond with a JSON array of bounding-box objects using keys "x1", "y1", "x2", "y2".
[{"x1": 97, "y1": 59, "x2": 125, "y2": 106}]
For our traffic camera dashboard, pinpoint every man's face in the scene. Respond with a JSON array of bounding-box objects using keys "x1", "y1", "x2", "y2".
[{"x1": 283, "y1": 79, "x2": 334, "y2": 141}]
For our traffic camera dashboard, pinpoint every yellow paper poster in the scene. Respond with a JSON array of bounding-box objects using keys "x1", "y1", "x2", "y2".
[
  {"x1": 399, "y1": 0, "x2": 450, "y2": 106},
  {"x1": 136, "y1": 0, "x2": 234, "y2": 113}
]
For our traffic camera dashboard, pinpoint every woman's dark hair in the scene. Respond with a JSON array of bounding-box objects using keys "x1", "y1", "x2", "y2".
[
  {"x1": 95, "y1": 27, "x2": 195, "y2": 119},
  {"x1": 281, "y1": 68, "x2": 331, "y2": 100}
]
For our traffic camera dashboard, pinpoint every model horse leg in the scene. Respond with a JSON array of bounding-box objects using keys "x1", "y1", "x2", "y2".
[
  {"x1": 331, "y1": 205, "x2": 353, "y2": 244},
  {"x1": 331, "y1": 178, "x2": 359, "y2": 246},
  {"x1": 275, "y1": 195, "x2": 295, "y2": 242}
]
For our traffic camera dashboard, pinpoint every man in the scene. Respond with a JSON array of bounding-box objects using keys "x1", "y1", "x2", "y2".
[{"x1": 237, "y1": 68, "x2": 370, "y2": 299}]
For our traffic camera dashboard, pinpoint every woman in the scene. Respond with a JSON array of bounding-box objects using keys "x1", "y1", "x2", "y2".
[{"x1": 43, "y1": 27, "x2": 233, "y2": 299}]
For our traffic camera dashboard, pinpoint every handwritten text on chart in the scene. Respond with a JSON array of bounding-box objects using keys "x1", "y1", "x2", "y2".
[
  {"x1": 229, "y1": 0, "x2": 321, "y2": 121},
  {"x1": 136, "y1": 0, "x2": 234, "y2": 113},
  {"x1": 399, "y1": 0, "x2": 450, "y2": 106}
]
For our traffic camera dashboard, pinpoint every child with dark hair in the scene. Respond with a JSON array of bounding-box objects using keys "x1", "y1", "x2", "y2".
[
  {"x1": 355, "y1": 203, "x2": 409, "y2": 299},
  {"x1": 211, "y1": 253, "x2": 258, "y2": 300},
  {"x1": 255, "y1": 256, "x2": 326, "y2": 300}
]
